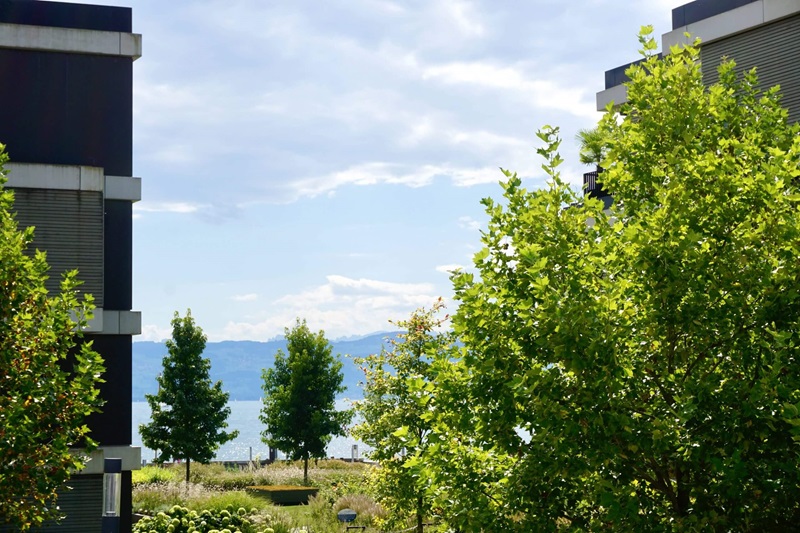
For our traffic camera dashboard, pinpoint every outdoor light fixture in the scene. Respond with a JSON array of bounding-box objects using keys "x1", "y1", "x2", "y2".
[
  {"x1": 102, "y1": 458, "x2": 122, "y2": 533},
  {"x1": 337, "y1": 508, "x2": 357, "y2": 523}
]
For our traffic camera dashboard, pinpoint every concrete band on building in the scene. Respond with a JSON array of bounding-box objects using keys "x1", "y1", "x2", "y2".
[{"x1": 0, "y1": 0, "x2": 142, "y2": 531}]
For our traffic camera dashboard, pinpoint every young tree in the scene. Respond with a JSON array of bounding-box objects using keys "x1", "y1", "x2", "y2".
[
  {"x1": 140, "y1": 310, "x2": 238, "y2": 482},
  {"x1": 442, "y1": 29, "x2": 800, "y2": 530},
  {"x1": 260, "y1": 319, "x2": 352, "y2": 485},
  {"x1": 0, "y1": 147, "x2": 105, "y2": 531},
  {"x1": 353, "y1": 300, "x2": 455, "y2": 533}
]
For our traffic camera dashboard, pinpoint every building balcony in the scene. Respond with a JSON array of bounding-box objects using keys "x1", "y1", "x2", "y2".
[{"x1": 583, "y1": 169, "x2": 610, "y2": 199}]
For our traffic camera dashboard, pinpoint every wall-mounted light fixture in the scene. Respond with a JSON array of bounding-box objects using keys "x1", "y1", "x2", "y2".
[{"x1": 102, "y1": 458, "x2": 122, "y2": 533}]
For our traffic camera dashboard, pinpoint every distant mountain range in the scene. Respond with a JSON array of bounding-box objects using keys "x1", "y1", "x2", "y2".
[{"x1": 132, "y1": 332, "x2": 398, "y2": 402}]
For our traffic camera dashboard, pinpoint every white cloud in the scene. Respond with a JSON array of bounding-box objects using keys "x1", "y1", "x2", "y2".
[
  {"x1": 279, "y1": 274, "x2": 434, "y2": 305},
  {"x1": 134, "y1": 202, "x2": 208, "y2": 215},
  {"x1": 458, "y1": 215, "x2": 481, "y2": 230},
  {"x1": 137, "y1": 324, "x2": 171, "y2": 343},
  {"x1": 124, "y1": 1, "x2": 601, "y2": 206},
  {"x1": 360, "y1": 0, "x2": 406, "y2": 15},
  {"x1": 424, "y1": 61, "x2": 527, "y2": 88},
  {"x1": 649, "y1": 0, "x2": 691, "y2": 12},
  {"x1": 96, "y1": 0, "x2": 694, "y2": 348},
  {"x1": 232, "y1": 293, "x2": 259, "y2": 302},
  {"x1": 289, "y1": 162, "x2": 422, "y2": 198},
  {"x1": 218, "y1": 275, "x2": 442, "y2": 341},
  {"x1": 287, "y1": 161, "x2": 513, "y2": 200},
  {"x1": 422, "y1": 60, "x2": 596, "y2": 120},
  {"x1": 134, "y1": 82, "x2": 210, "y2": 126},
  {"x1": 435, "y1": 264, "x2": 465, "y2": 274},
  {"x1": 440, "y1": 0, "x2": 485, "y2": 37}
]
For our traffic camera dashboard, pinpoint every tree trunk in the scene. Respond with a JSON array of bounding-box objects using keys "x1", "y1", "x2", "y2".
[
  {"x1": 185, "y1": 457, "x2": 191, "y2": 483},
  {"x1": 303, "y1": 456, "x2": 309, "y2": 486},
  {"x1": 416, "y1": 495, "x2": 424, "y2": 533}
]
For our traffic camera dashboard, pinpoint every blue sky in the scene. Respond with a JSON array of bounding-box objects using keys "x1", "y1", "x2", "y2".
[{"x1": 71, "y1": 0, "x2": 684, "y2": 341}]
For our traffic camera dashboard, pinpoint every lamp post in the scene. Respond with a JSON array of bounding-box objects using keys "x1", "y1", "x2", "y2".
[{"x1": 102, "y1": 458, "x2": 122, "y2": 533}]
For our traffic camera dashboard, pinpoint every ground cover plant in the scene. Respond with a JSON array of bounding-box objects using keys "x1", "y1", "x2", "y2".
[{"x1": 132, "y1": 504, "x2": 288, "y2": 533}]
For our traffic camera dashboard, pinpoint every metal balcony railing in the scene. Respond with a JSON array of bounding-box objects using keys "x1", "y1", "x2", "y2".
[{"x1": 583, "y1": 169, "x2": 610, "y2": 199}]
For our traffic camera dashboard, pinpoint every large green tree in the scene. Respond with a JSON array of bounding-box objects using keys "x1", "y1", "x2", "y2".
[
  {"x1": 353, "y1": 299, "x2": 455, "y2": 533},
  {"x1": 140, "y1": 310, "x2": 238, "y2": 482},
  {"x1": 0, "y1": 146, "x2": 105, "y2": 530},
  {"x1": 260, "y1": 319, "x2": 352, "y2": 485},
  {"x1": 433, "y1": 30, "x2": 800, "y2": 530}
]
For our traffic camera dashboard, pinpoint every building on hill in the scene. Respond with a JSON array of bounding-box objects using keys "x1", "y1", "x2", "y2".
[
  {"x1": 0, "y1": 0, "x2": 142, "y2": 531},
  {"x1": 586, "y1": 0, "x2": 800, "y2": 201}
]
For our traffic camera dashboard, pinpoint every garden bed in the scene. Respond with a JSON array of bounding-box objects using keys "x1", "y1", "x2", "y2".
[{"x1": 245, "y1": 485, "x2": 319, "y2": 505}]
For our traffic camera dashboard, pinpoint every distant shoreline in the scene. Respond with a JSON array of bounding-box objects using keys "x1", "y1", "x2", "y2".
[
  {"x1": 133, "y1": 335, "x2": 390, "y2": 403},
  {"x1": 133, "y1": 399, "x2": 370, "y2": 462}
]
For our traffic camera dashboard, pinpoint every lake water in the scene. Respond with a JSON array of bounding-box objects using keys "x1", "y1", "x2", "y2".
[{"x1": 132, "y1": 399, "x2": 372, "y2": 463}]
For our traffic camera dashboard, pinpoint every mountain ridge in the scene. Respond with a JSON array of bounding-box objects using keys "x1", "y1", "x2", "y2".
[{"x1": 132, "y1": 331, "x2": 399, "y2": 402}]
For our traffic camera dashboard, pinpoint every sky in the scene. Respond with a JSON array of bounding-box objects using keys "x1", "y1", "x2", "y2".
[{"x1": 66, "y1": 0, "x2": 687, "y2": 341}]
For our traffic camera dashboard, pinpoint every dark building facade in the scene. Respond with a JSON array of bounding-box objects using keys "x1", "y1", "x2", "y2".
[
  {"x1": 0, "y1": 1, "x2": 141, "y2": 531},
  {"x1": 587, "y1": 0, "x2": 800, "y2": 201},
  {"x1": 597, "y1": 0, "x2": 800, "y2": 121}
]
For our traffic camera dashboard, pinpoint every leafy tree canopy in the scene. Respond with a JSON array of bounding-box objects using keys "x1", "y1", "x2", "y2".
[
  {"x1": 0, "y1": 146, "x2": 105, "y2": 530},
  {"x1": 436, "y1": 29, "x2": 800, "y2": 530},
  {"x1": 260, "y1": 318, "x2": 352, "y2": 485},
  {"x1": 140, "y1": 310, "x2": 238, "y2": 482}
]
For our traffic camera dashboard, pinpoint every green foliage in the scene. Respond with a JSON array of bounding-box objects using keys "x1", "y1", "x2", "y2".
[
  {"x1": 331, "y1": 493, "x2": 385, "y2": 526},
  {"x1": 418, "y1": 353, "x2": 518, "y2": 531},
  {"x1": 353, "y1": 300, "x2": 456, "y2": 532},
  {"x1": 132, "y1": 463, "x2": 371, "y2": 533},
  {"x1": 184, "y1": 463, "x2": 275, "y2": 491},
  {"x1": 245, "y1": 486, "x2": 318, "y2": 505},
  {"x1": 260, "y1": 319, "x2": 352, "y2": 485},
  {"x1": 0, "y1": 145, "x2": 105, "y2": 530},
  {"x1": 132, "y1": 504, "x2": 277, "y2": 533},
  {"x1": 133, "y1": 482, "x2": 271, "y2": 517},
  {"x1": 305, "y1": 494, "x2": 337, "y2": 529},
  {"x1": 438, "y1": 28, "x2": 800, "y2": 530},
  {"x1": 133, "y1": 466, "x2": 181, "y2": 486},
  {"x1": 159, "y1": 460, "x2": 372, "y2": 492},
  {"x1": 575, "y1": 126, "x2": 609, "y2": 167},
  {"x1": 141, "y1": 311, "x2": 238, "y2": 482},
  {"x1": 302, "y1": 492, "x2": 385, "y2": 532},
  {"x1": 193, "y1": 494, "x2": 267, "y2": 516}
]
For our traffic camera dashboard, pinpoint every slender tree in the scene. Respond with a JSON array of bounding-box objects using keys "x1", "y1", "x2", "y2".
[
  {"x1": 0, "y1": 146, "x2": 105, "y2": 531},
  {"x1": 353, "y1": 300, "x2": 455, "y2": 533},
  {"x1": 140, "y1": 310, "x2": 238, "y2": 482},
  {"x1": 260, "y1": 319, "x2": 352, "y2": 485}
]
